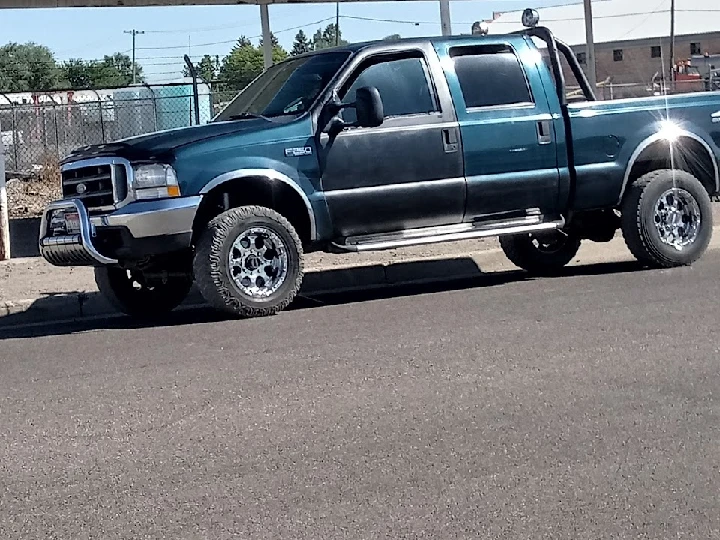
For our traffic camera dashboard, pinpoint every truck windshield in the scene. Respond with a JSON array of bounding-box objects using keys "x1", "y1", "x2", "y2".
[{"x1": 214, "y1": 51, "x2": 351, "y2": 122}]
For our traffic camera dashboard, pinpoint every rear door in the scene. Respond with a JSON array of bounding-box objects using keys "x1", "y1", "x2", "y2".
[{"x1": 439, "y1": 39, "x2": 561, "y2": 220}]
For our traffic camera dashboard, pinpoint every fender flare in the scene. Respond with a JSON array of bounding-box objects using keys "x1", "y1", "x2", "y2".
[
  {"x1": 201, "y1": 168, "x2": 318, "y2": 241},
  {"x1": 619, "y1": 129, "x2": 720, "y2": 203}
]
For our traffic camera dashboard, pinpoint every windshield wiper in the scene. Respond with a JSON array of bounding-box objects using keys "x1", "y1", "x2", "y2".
[{"x1": 227, "y1": 112, "x2": 270, "y2": 121}]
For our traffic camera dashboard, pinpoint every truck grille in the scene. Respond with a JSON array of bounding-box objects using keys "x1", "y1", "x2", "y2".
[{"x1": 61, "y1": 163, "x2": 128, "y2": 213}]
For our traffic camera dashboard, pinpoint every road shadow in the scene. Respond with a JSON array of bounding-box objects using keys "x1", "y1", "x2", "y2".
[{"x1": 0, "y1": 257, "x2": 645, "y2": 340}]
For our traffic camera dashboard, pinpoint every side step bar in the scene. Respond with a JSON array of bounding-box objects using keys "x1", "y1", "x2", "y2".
[{"x1": 332, "y1": 216, "x2": 566, "y2": 252}]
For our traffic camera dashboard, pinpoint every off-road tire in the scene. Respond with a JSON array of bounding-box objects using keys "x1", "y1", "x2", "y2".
[
  {"x1": 95, "y1": 266, "x2": 193, "y2": 318},
  {"x1": 621, "y1": 169, "x2": 712, "y2": 268},
  {"x1": 500, "y1": 231, "x2": 581, "y2": 275},
  {"x1": 193, "y1": 205, "x2": 304, "y2": 318}
]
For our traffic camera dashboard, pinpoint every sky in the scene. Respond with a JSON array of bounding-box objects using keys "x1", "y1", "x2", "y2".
[{"x1": 0, "y1": 0, "x2": 579, "y2": 83}]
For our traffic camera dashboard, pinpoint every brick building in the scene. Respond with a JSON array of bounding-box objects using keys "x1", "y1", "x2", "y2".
[{"x1": 487, "y1": 0, "x2": 720, "y2": 92}]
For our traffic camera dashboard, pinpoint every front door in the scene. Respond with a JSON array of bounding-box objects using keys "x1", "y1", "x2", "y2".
[
  {"x1": 441, "y1": 41, "x2": 561, "y2": 220},
  {"x1": 319, "y1": 48, "x2": 465, "y2": 238}
]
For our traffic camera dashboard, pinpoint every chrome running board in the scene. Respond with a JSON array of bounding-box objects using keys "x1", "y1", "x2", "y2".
[{"x1": 332, "y1": 215, "x2": 566, "y2": 252}]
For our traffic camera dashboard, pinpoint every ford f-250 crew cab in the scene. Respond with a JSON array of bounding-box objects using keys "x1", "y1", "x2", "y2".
[{"x1": 40, "y1": 10, "x2": 720, "y2": 319}]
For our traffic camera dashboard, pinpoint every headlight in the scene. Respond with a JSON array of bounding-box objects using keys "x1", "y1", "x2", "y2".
[{"x1": 132, "y1": 164, "x2": 181, "y2": 200}]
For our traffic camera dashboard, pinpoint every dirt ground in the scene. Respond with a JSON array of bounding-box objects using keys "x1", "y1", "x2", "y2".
[{"x1": 6, "y1": 167, "x2": 62, "y2": 219}]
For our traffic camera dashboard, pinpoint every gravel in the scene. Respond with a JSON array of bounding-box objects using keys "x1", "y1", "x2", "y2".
[{"x1": 6, "y1": 176, "x2": 62, "y2": 219}]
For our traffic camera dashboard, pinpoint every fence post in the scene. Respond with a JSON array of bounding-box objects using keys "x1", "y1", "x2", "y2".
[
  {"x1": 143, "y1": 82, "x2": 159, "y2": 131},
  {"x1": 51, "y1": 97, "x2": 61, "y2": 162},
  {"x1": 184, "y1": 55, "x2": 201, "y2": 126},
  {"x1": 0, "y1": 93, "x2": 19, "y2": 171},
  {"x1": 0, "y1": 115, "x2": 10, "y2": 260},
  {"x1": 90, "y1": 90, "x2": 105, "y2": 142}
]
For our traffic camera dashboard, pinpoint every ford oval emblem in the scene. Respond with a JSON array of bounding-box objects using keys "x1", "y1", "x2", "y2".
[{"x1": 76, "y1": 183, "x2": 87, "y2": 194}]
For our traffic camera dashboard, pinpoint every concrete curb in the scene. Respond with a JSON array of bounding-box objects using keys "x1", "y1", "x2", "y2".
[
  {"x1": 0, "y1": 252, "x2": 499, "y2": 328},
  {"x1": 4, "y1": 224, "x2": 719, "y2": 329}
]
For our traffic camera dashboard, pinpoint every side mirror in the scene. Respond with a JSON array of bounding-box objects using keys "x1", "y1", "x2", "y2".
[{"x1": 354, "y1": 86, "x2": 384, "y2": 128}]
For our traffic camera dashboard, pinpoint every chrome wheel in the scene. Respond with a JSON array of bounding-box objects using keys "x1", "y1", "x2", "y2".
[
  {"x1": 228, "y1": 226, "x2": 288, "y2": 298},
  {"x1": 653, "y1": 188, "x2": 701, "y2": 250}
]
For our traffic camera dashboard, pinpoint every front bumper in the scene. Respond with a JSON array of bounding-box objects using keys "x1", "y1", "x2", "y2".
[{"x1": 39, "y1": 196, "x2": 202, "y2": 267}]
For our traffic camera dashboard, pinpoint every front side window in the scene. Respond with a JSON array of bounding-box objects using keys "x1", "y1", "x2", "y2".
[
  {"x1": 450, "y1": 45, "x2": 533, "y2": 109},
  {"x1": 340, "y1": 55, "x2": 438, "y2": 123}
]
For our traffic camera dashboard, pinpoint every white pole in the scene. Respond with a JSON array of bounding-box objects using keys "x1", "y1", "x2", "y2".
[
  {"x1": 439, "y1": 0, "x2": 452, "y2": 36},
  {"x1": 260, "y1": 4, "x2": 273, "y2": 71},
  {"x1": 583, "y1": 0, "x2": 598, "y2": 90},
  {"x1": 0, "y1": 119, "x2": 9, "y2": 261}
]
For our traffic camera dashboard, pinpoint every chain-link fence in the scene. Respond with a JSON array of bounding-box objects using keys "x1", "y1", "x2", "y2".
[
  {"x1": 1, "y1": 82, "x2": 224, "y2": 175},
  {"x1": 567, "y1": 78, "x2": 719, "y2": 102}
]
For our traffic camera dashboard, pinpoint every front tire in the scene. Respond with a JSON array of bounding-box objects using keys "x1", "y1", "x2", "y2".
[
  {"x1": 95, "y1": 266, "x2": 192, "y2": 318},
  {"x1": 621, "y1": 169, "x2": 713, "y2": 268},
  {"x1": 193, "y1": 205, "x2": 304, "y2": 318},
  {"x1": 500, "y1": 231, "x2": 581, "y2": 275}
]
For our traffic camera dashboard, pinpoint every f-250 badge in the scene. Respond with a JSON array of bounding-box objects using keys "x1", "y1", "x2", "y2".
[
  {"x1": 712, "y1": 111, "x2": 720, "y2": 123},
  {"x1": 284, "y1": 147, "x2": 313, "y2": 157}
]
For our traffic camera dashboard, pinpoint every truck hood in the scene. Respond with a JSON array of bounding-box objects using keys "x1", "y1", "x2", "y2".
[{"x1": 62, "y1": 118, "x2": 273, "y2": 164}]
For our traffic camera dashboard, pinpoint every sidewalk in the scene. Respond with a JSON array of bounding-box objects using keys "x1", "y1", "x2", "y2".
[
  {"x1": 2, "y1": 226, "x2": 718, "y2": 328},
  {"x1": 0, "y1": 237, "x2": 499, "y2": 303}
]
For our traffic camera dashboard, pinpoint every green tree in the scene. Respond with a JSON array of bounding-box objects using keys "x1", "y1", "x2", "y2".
[
  {"x1": 291, "y1": 30, "x2": 313, "y2": 55},
  {"x1": 311, "y1": 24, "x2": 348, "y2": 50},
  {"x1": 183, "y1": 54, "x2": 219, "y2": 82},
  {"x1": 219, "y1": 37, "x2": 288, "y2": 91},
  {"x1": 219, "y1": 39, "x2": 264, "y2": 91},
  {"x1": 59, "y1": 58, "x2": 93, "y2": 88},
  {"x1": 259, "y1": 32, "x2": 279, "y2": 48},
  {"x1": 86, "y1": 53, "x2": 141, "y2": 87},
  {"x1": 0, "y1": 42, "x2": 59, "y2": 92},
  {"x1": 234, "y1": 36, "x2": 252, "y2": 49},
  {"x1": 58, "y1": 53, "x2": 142, "y2": 89}
]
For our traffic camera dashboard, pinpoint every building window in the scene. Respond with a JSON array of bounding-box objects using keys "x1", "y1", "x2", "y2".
[
  {"x1": 691, "y1": 42, "x2": 702, "y2": 55},
  {"x1": 577, "y1": 52, "x2": 587, "y2": 65},
  {"x1": 613, "y1": 49, "x2": 624, "y2": 62},
  {"x1": 651, "y1": 46, "x2": 662, "y2": 58}
]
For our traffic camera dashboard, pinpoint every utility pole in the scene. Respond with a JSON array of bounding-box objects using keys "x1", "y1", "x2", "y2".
[
  {"x1": 124, "y1": 29, "x2": 145, "y2": 85},
  {"x1": 439, "y1": 0, "x2": 452, "y2": 36},
  {"x1": 583, "y1": 0, "x2": 597, "y2": 90},
  {"x1": 335, "y1": 2, "x2": 340, "y2": 46},
  {"x1": 259, "y1": 4, "x2": 272, "y2": 70},
  {"x1": 669, "y1": 0, "x2": 676, "y2": 82}
]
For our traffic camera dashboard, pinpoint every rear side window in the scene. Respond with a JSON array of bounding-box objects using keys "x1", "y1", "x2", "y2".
[{"x1": 450, "y1": 45, "x2": 533, "y2": 109}]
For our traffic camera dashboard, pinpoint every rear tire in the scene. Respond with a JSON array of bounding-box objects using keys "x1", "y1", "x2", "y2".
[
  {"x1": 193, "y1": 205, "x2": 304, "y2": 318},
  {"x1": 95, "y1": 266, "x2": 192, "y2": 318},
  {"x1": 500, "y1": 231, "x2": 581, "y2": 275},
  {"x1": 621, "y1": 169, "x2": 712, "y2": 268}
]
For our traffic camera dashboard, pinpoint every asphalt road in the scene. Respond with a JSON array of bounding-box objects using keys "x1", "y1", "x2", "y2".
[{"x1": 3, "y1": 255, "x2": 720, "y2": 539}]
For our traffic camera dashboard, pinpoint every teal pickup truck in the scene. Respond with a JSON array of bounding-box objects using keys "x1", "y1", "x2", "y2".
[{"x1": 40, "y1": 10, "x2": 720, "y2": 319}]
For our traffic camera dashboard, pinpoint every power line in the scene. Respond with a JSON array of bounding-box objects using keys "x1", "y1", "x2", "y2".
[
  {"x1": 142, "y1": 13, "x2": 303, "y2": 34},
  {"x1": 487, "y1": 8, "x2": 720, "y2": 24},
  {"x1": 135, "y1": 17, "x2": 335, "y2": 51}
]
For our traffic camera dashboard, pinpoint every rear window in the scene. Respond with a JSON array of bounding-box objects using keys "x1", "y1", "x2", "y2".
[{"x1": 450, "y1": 45, "x2": 533, "y2": 109}]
